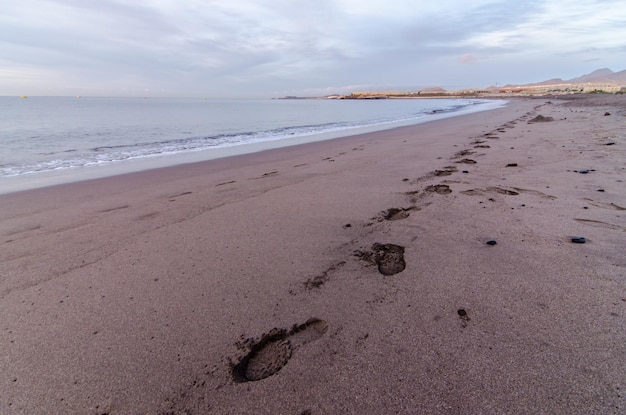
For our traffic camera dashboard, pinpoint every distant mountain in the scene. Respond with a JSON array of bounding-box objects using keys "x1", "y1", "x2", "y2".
[
  {"x1": 521, "y1": 68, "x2": 626, "y2": 87},
  {"x1": 604, "y1": 69, "x2": 626, "y2": 83},
  {"x1": 567, "y1": 68, "x2": 615, "y2": 83},
  {"x1": 339, "y1": 68, "x2": 625, "y2": 99}
]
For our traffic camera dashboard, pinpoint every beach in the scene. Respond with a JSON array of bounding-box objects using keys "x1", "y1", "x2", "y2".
[{"x1": 1, "y1": 95, "x2": 624, "y2": 414}]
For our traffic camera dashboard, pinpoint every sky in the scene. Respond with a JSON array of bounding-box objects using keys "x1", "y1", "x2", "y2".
[{"x1": 1, "y1": 0, "x2": 625, "y2": 98}]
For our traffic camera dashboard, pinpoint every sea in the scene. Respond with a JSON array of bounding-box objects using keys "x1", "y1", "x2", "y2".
[{"x1": 0, "y1": 96, "x2": 506, "y2": 193}]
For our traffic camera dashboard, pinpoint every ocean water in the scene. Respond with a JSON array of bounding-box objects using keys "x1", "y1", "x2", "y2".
[{"x1": 0, "y1": 96, "x2": 505, "y2": 192}]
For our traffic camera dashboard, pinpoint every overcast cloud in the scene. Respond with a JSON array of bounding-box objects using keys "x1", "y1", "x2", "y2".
[{"x1": 1, "y1": 0, "x2": 625, "y2": 97}]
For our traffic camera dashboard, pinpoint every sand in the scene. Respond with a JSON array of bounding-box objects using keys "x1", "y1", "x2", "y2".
[{"x1": 1, "y1": 95, "x2": 625, "y2": 414}]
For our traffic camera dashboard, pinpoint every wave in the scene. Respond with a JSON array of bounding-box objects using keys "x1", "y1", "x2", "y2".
[{"x1": 0, "y1": 99, "x2": 498, "y2": 177}]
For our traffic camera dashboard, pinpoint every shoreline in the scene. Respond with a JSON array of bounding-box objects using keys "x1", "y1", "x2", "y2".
[
  {"x1": 0, "y1": 98, "x2": 504, "y2": 195},
  {"x1": 1, "y1": 96, "x2": 624, "y2": 414}
]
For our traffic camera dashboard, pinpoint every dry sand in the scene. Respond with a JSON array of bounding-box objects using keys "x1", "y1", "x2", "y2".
[{"x1": 1, "y1": 96, "x2": 625, "y2": 414}]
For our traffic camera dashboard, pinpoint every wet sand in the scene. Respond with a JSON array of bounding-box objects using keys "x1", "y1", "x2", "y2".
[{"x1": 1, "y1": 96, "x2": 625, "y2": 414}]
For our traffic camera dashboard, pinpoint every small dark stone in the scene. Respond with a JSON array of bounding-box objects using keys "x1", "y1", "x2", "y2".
[
  {"x1": 604, "y1": 112, "x2": 611, "y2": 116},
  {"x1": 343, "y1": 224, "x2": 352, "y2": 228},
  {"x1": 605, "y1": 142, "x2": 616, "y2": 146},
  {"x1": 583, "y1": 206, "x2": 588, "y2": 209},
  {"x1": 506, "y1": 163, "x2": 518, "y2": 167},
  {"x1": 457, "y1": 308, "x2": 470, "y2": 327},
  {"x1": 597, "y1": 189, "x2": 605, "y2": 192},
  {"x1": 579, "y1": 169, "x2": 589, "y2": 174},
  {"x1": 486, "y1": 240, "x2": 497, "y2": 245},
  {"x1": 571, "y1": 237, "x2": 586, "y2": 244},
  {"x1": 462, "y1": 170, "x2": 469, "y2": 173}
]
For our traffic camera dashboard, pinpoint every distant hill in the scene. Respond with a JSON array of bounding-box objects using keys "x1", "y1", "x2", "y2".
[
  {"x1": 568, "y1": 68, "x2": 615, "y2": 83},
  {"x1": 328, "y1": 68, "x2": 626, "y2": 100},
  {"x1": 521, "y1": 68, "x2": 626, "y2": 87},
  {"x1": 420, "y1": 87, "x2": 447, "y2": 93}
]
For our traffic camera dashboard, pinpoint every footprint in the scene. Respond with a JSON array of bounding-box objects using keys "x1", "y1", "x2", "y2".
[
  {"x1": 488, "y1": 187, "x2": 520, "y2": 196},
  {"x1": 377, "y1": 207, "x2": 413, "y2": 221},
  {"x1": 528, "y1": 115, "x2": 554, "y2": 123},
  {"x1": 434, "y1": 166, "x2": 458, "y2": 176},
  {"x1": 453, "y1": 149, "x2": 476, "y2": 159},
  {"x1": 461, "y1": 189, "x2": 483, "y2": 196},
  {"x1": 231, "y1": 319, "x2": 329, "y2": 382},
  {"x1": 304, "y1": 261, "x2": 346, "y2": 289},
  {"x1": 455, "y1": 159, "x2": 477, "y2": 164},
  {"x1": 425, "y1": 184, "x2": 452, "y2": 195},
  {"x1": 239, "y1": 337, "x2": 292, "y2": 382},
  {"x1": 414, "y1": 167, "x2": 457, "y2": 182},
  {"x1": 463, "y1": 187, "x2": 549, "y2": 199},
  {"x1": 372, "y1": 243, "x2": 406, "y2": 275},
  {"x1": 512, "y1": 187, "x2": 556, "y2": 200}
]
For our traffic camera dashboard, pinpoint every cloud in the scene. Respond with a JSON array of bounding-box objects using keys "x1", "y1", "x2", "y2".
[{"x1": 0, "y1": 0, "x2": 624, "y2": 96}]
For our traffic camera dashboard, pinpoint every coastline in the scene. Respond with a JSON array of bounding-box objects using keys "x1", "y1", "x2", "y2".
[
  {"x1": 1, "y1": 96, "x2": 624, "y2": 414},
  {"x1": 0, "y1": 97, "x2": 504, "y2": 195}
]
